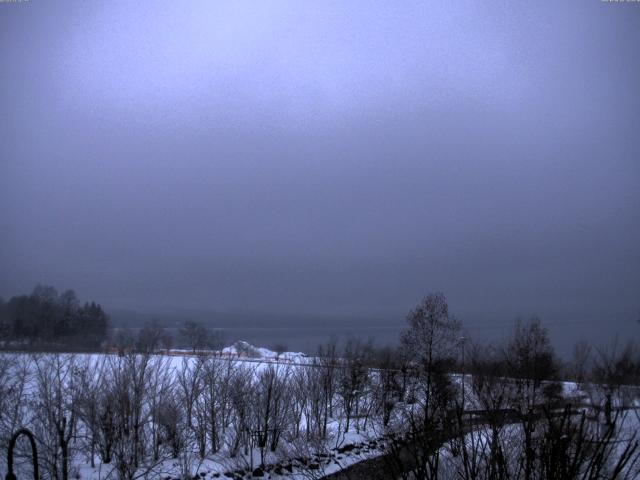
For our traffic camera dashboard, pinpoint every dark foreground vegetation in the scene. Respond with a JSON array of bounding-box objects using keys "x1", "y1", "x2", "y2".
[{"x1": 0, "y1": 290, "x2": 639, "y2": 480}]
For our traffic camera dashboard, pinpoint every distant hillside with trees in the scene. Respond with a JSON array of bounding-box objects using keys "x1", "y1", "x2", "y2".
[{"x1": 0, "y1": 285, "x2": 109, "y2": 350}]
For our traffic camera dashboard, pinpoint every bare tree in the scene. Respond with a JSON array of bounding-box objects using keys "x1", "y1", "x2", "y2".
[
  {"x1": 177, "y1": 357, "x2": 206, "y2": 458},
  {"x1": 317, "y1": 338, "x2": 339, "y2": 438},
  {"x1": 503, "y1": 318, "x2": 559, "y2": 480},
  {"x1": 505, "y1": 318, "x2": 559, "y2": 411},
  {"x1": 146, "y1": 355, "x2": 174, "y2": 462},
  {"x1": 370, "y1": 346, "x2": 402, "y2": 427},
  {"x1": 108, "y1": 351, "x2": 162, "y2": 480},
  {"x1": 0, "y1": 354, "x2": 30, "y2": 453},
  {"x1": 290, "y1": 367, "x2": 309, "y2": 439},
  {"x1": 251, "y1": 363, "x2": 291, "y2": 463},
  {"x1": 180, "y1": 320, "x2": 223, "y2": 352},
  {"x1": 380, "y1": 292, "x2": 462, "y2": 480},
  {"x1": 202, "y1": 355, "x2": 238, "y2": 453},
  {"x1": 136, "y1": 319, "x2": 172, "y2": 353},
  {"x1": 302, "y1": 358, "x2": 328, "y2": 441},
  {"x1": 154, "y1": 390, "x2": 183, "y2": 459},
  {"x1": 337, "y1": 337, "x2": 372, "y2": 433},
  {"x1": 228, "y1": 365, "x2": 255, "y2": 457},
  {"x1": 570, "y1": 340, "x2": 593, "y2": 386},
  {"x1": 31, "y1": 354, "x2": 79, "y2": 480},
  {"x1": 591, "y1": 339, "x2": 640, "y2": 428},
  {"x1": 402, "y1": 292, "x2": 460, "y2": 427},
  {"x1": 448, "y1": 341, "x2": 514, "y2": 480},
  {"x1": 75, "y1": 356, "x2": 110, "y2": 467}
]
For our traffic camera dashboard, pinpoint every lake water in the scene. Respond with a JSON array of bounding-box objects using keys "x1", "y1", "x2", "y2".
[{"x1": 212, "y1": 325, "x2": 403, "y2": 353}]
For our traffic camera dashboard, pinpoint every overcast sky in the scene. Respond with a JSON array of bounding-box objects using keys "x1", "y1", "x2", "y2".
[{"x1": 1, "y1": 1, "x2": 639, "y2": 347}]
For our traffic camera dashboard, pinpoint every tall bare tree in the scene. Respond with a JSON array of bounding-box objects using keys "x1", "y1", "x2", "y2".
[{"x1": 32, "y1": 354, "x2": 79, "y2": 480}]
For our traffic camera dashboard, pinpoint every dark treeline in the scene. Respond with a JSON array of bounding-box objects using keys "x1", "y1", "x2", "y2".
[
  {"x1": 0, "y1": 285, "x2": 109, "y2": 349},
  {"x1": 112, "y1": 318, "x2": 225, "y2": 354}
]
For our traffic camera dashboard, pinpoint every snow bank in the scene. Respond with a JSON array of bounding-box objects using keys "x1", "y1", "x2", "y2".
[{"x1": 219, "y1": 340, "x2": 308, "y2": 363}]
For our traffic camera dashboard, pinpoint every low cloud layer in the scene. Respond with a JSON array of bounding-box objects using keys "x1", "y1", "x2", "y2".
[{"x1": 1, "y1": 1, "x2": 638, "y2": 352}]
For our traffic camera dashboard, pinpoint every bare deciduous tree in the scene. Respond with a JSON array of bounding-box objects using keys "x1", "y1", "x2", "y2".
[{"x1": 32, "y1": 354, "x2": 79, "y2": 480}]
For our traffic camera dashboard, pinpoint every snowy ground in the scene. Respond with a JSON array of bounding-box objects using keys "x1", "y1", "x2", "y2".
[
  {"x1": 0, "y1": 343, "x2": 392, "y2": 480},
  {"x1": 2, "y1": 344, "x2": 639, "y2": 480}
]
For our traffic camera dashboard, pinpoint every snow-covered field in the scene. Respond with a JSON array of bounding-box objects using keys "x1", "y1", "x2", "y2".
[
  {"x1": 2, "y1": 343, "x2": 639, "y2": 480},
  {"x1": 0, "y1": 343, "x2": 397, "y2": 480}
]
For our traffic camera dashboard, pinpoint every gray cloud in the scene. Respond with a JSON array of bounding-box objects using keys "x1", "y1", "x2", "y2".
[{"x1": 1, "y1": 0, "x2": 639, "y2": 353}]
